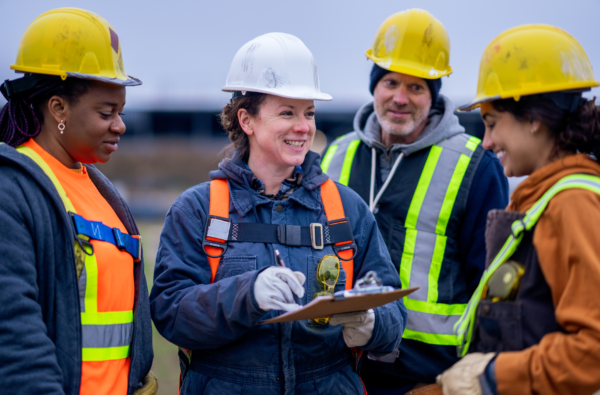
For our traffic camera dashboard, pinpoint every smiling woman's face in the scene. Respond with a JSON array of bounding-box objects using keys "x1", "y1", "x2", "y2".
[
  {"x1": 49, "y1": 80, "x2": 127, "y2": 165},
  {"x1": 480, "y1": 102, "x2": 555, "y2": 177},
  {"x1": 242, "y1": 94, "x2": 316, "y2": 174}
]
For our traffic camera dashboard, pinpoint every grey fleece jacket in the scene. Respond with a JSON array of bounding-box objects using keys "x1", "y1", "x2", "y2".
[{"x1": 353, "y1": 94, "x2": 465, "y2": 182}]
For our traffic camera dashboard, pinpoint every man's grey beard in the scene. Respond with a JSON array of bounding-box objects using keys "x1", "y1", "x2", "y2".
[{"x1": 375, "y1": 107, "x2": 429, "y2": 137}]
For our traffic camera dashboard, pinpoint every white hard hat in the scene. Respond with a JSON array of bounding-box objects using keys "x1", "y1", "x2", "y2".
[{"x1": 222, "y1": 32, "x2": 332, "y2": 101}]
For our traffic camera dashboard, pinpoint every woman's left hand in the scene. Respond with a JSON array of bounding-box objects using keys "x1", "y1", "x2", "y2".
[
  {"x1": 436, "y1": 352, "x2": 495, "y2": 395},
  {"x1": 329, "y1": 309, "x2": 375, "y2": 347}
]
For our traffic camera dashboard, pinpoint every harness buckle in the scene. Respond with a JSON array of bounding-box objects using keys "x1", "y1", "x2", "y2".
[
  {"x1": 202, "y1": 215, "x2": 231, "y2": 258},
  {"x1": 327, "y1": 217, "x2": 358, "y2": 261},
  {"x1": 277, "y1": 225, "x2": 302, "y2": 246},
  {"x1": 112, "y1": 228, "x2": 126, "y2": 250},
  {"x1": 70, "y1": 212, "x2": 94, "y2": 256},
  {"x1": 310, "y1": 223, "x2": 324, "y2": 250},
  {"x1": 76, "y1": 235, "x2": 95, "y2": 256},
  {"x1": 134, "y1": 235, "x2": 142, "y2": 263}
]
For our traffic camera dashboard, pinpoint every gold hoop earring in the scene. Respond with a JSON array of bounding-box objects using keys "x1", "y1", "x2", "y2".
[{"x1": 58, "y1": 120, "x2": 65, "y2": 135}]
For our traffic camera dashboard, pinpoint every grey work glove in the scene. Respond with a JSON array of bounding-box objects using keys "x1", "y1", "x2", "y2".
[
  {"x1": 436, "y1": 352, "x2": 496, "y2": 395},
  {"x1": 254, "y1": 267, "x2": 306, "y2": 312},
  {"x1": 329, "y1": 309, "x2": 375, "y2": 347}
]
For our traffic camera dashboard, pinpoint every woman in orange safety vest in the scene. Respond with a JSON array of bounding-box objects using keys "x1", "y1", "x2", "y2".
[{"x1": 0, "y1": 8, "x2": 156, "y2": 395}]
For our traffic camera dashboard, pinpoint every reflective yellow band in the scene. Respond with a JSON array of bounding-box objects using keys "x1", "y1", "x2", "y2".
[
  {"x1": 16, "y1": 145, "x2": 77, "y2": 212},
  {"x1": 321, "y1": 144, "x2": 338, "y2": 173},
  {"x1": 402, "y1": 328, "x2": 457, "y2": 346},
  {"x1": 81, "y1": 310, "x2": 134, "y2": 325},
  {"x1": 339, "y1": 140, "x2": 361, "y2": 186},
  {"x1": 404, "y1": 297, "x2": 466, "y2": 316},
  {"x1": 465, "y1": 136, "x2": 481, "y2": 152},
  {"x1": 427, "y1": 235, "x2": 447, "y2": 303},
  {"x1": 82, "y1": 345, "x2": 130, "y2": 362}
]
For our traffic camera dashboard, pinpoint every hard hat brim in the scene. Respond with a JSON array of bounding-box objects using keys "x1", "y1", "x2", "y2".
[
  {"x1": 67, "y1": 72, "x2": 142, "y2": 86},
  {"x1": 458, "y1": 81, "x2": 600, "y2": 112},
  {"x1": 222, "y1": 86, "x2": 332, "y2": 101},
  {"x1": 367, "y1": 55, "x2": 453, "y2": 80}
]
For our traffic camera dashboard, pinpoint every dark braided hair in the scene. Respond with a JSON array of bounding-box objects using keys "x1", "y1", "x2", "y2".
[
  {"x1": 0, "y1": 75, "x2": 91, "y2": 147},
  {"x1": 492, "y1": 93, "x2": 600, "y2": 162}
]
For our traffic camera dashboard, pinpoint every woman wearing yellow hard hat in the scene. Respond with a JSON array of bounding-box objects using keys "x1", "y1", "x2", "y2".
[
  {"x1": 0, "y1": 8, "x2": 155, "y2": 395},
  {"x1": 436, "y1": 25, "x2": 600, "y2": 394}
]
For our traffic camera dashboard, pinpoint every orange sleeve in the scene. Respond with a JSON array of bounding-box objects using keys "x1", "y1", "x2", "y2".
[{"x1": 496, "y1": 189, "x2": 600, "y2": 395}]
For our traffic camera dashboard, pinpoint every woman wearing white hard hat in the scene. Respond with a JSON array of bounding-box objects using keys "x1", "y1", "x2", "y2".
[{"x1": 150, "y1": 32, "x2": 406, "y2": 394}]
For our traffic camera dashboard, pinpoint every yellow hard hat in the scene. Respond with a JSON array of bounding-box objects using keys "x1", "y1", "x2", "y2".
[
  {"x1": 460, "y1": 24, "x2": 599, "y2": 111},
  {"x1": 11, "y1": 8, "x2": 140, "y2": 86},
  {"x1": 366, "y1": 9, "x2": 452, "y2": 79}
]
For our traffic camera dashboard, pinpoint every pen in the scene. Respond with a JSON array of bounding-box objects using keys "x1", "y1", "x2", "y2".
[
  {"x1": 274, "y1": 249, "x2": 286, "y2": 268},
  {"x1": 274, "y1": 249, "x2": 303, "y2": 306}
]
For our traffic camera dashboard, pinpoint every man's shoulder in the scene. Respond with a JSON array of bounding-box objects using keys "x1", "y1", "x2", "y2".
[{"x1": 330, "y1": 131, "x2": 362, "y2": 146}]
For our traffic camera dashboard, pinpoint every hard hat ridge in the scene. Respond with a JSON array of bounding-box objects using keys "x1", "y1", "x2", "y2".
[
  {"x1": 10, "y1": 8, "x2": 141, "y2": 86},
  {"x1": 460, "y1": 24, "x2": 599, "y2": 111},
  {"x1": 366, "y1": 9, "x2": 452, "y2": 80},
  {"x1": 223, "y1": 32, "x2": 332, "y2": 101}
]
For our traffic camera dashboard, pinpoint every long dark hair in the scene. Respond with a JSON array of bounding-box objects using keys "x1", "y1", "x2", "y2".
[
  {"x1": 492, "y1": 93, "x2": 600, "y2": 161},
  {"x1": 218, "y1": 92, "x2": 267, "y2": 161},
  {"x1": 0, "y1": 75, "x2": 91, "y2": 147}
]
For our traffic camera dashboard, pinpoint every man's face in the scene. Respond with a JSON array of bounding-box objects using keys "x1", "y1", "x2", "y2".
[{"x1": 373, "y1": 72, "x2": 432, "y2": 142}]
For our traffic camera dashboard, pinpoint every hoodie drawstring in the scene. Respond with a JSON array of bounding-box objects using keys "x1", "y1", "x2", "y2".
[{"x1": 369, "y1": 147, "x2": 404, "y2": 213}]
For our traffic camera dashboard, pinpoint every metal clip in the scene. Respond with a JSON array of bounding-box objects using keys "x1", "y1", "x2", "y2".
[{"x1": 310, "y1": 223, "x2": 324, "y2": 250}]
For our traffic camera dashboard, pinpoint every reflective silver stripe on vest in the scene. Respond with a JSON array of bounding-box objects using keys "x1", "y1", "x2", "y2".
[
  {"x1": 324, "y1": 131, "x2": 359, "y2": 181},
  {"x1": 408, "y1": 134, "x2": 477, "y2": 302},
  {"x1": 407, "y1": 309, "x2": 459, "y2": 335},
  {"x1": 82, "y1": 322, "x2": 134, "y2": 348},
  {"x1": 79, "y1": 264, "x2": 87, "y2": 313}
]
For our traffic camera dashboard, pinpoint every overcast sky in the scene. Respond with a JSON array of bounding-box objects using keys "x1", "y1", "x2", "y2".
[{"x1": 1, "y1": 0, "x2": 599, "y2": 112}]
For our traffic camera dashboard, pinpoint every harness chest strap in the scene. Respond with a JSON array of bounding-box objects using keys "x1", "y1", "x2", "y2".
[
  {"x1": 16, "y1": 145, "x2": 136, "y2": 362},
  {"x1": 454, "y1": 174, "x2": 600, "y2": 357},
  {"x1": 205, "y1": 178, "x2": 354, "y2": 288}
]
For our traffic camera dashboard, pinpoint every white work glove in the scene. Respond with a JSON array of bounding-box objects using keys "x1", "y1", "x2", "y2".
[
  {"x1": 436, "y1": 352, "x2": 496, "y2": 395},
  {"x1": 254, "y1": 267, "x2": 306, "y2": 312},
  {"x1": 329, "y1": 309, "x2": 375, "y2": 348}
]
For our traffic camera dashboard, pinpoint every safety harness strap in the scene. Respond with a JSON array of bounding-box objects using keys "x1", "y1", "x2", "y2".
[
  {"x1": 204, "y1": 221, "x2": 353, "y2": 248},
  {"x1": 321, "y1": 179, "x2": 354, "y2": 290},
  {"x1": 72, "y1": 213, "x2": 141, "y2": 261},
  {"x1": 206, "y1": 179, "x2": 230, "y2": 283}
]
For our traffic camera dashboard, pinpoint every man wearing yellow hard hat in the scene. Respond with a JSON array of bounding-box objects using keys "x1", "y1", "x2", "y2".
[
  {"x1": 321, "y1": 9, "x2": 508, "y2": 394},
  {"x1": 0, "y1": 8, "x2": 155, "y2": 395},
  {"x1": 437, "y1": 25, "x2": 600, "y2": 395}
]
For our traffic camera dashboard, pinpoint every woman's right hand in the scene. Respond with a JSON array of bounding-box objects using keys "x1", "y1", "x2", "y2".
[{"x1": 254, "y1": 267, "x2": 306, "y2": 312}]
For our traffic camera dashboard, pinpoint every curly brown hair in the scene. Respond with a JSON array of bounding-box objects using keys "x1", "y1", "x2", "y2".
[
  {"x1": 492, "y1": 94, "x2": 600, "y2": 161},
  {"x1": 219, "y1": 93, "x2": 267, "y2": 161}
]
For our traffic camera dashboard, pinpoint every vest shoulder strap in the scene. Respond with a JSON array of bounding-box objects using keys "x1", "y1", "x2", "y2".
[
  {"x1": 321, "y1": 132, "x2": 361, "y2": 186},
  {"x1": 455, "y1": 173, "x2": 600, "y2": 356},
  {"x1": 320, "y1": 179, "x2": 354, "y2": 289},
  {"x1": 16, "y1": 145, "x2": 77, "y2": 212}
]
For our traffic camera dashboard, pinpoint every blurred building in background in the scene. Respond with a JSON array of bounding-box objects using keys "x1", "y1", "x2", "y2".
[{"x1": 96, "y1": 109, "x2": 485, "y2": 220}]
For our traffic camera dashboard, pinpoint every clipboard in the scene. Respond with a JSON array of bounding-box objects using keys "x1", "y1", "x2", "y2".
[{"x1": 261, "y1": 287, "x2": 418, "y2": 325}]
